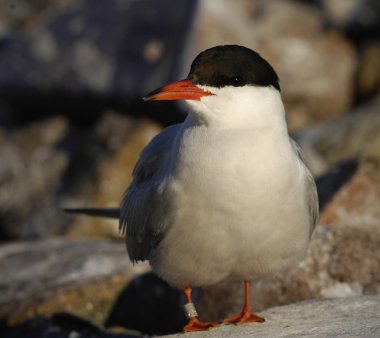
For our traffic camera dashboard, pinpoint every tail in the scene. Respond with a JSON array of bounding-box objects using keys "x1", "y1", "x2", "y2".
[{"x1": 64, "y1": 207, "x2": 120, "y2": 219}]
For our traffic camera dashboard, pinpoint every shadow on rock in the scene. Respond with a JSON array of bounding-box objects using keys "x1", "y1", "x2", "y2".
[
  {"x1": 105, "y1": 272, "x2": 188, "y2": 335},
  {"x1": 316, "y1": 158, "x2": 359, "y2": 210}
]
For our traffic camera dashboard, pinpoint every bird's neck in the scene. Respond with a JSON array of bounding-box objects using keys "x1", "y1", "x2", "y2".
[{"x1": 185, "y1": 86, "x2": 287, "y2": 132}]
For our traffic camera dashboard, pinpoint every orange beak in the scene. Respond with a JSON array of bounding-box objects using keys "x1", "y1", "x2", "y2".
[{"x1": 143, "y1": 79, "x2": 214, "y2": 101}]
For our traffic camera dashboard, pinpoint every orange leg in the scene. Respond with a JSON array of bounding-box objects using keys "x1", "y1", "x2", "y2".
[
  {"x1": 223, "y1": 281, "x2": 265, "y2": 325},
  {"x1": 183, "y1": 287, "x2": 220, "y2": 332}
]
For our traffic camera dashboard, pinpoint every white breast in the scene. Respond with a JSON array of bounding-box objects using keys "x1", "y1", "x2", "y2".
[
  {"x1": 150, "y1": 86, "x2": 311, "y2": 288},
  {"x1": 151, "y1": 128, "x2": 309, "y2": 288}
]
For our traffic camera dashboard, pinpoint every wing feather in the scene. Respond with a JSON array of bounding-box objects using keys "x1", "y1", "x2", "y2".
[
  {"x1": 120, "y1": 124, "x2": 180, "y2": 262},
  {"x1": 290, "y1": 138, "x2": 319, "y2": 236}
]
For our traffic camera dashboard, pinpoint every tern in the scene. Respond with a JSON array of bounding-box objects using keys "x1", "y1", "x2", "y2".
[{"x1": 66, "y1": 45, "x2": 318, "y2": 332}]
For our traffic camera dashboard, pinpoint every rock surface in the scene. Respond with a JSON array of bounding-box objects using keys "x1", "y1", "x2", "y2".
[
  {"x1": 0, "y1": 117, "x2": 69, "y2": 239},
  {"x1": 163, "y1": 295, "x2": 380, "y2": 338},
  {"x1": 0, "y1": 0, "x2": 194, "y2": 126},
  {"x1": 0, "y1": 312, "x2": 142, "y2": 338},
  {"x1": 354, "y1": 41, "x2": 380, "y2": 102},
  {"x1": 0, "y1": 238, "x2": 149, "y2": 325},
  {"x1": 296, "y1": 98, "x2": 380, "y2": 176},
  {"x1": 2, "y1": 295, "x2": 378, "y2": 338},
  {"x1": 65, "y1": 116, "x2": 161, "y2": 239},
  {"x1": 0, "y1": 112, "x2": 162, "y2": 241},
  {"x1": 105, "y1": 272, "x2": 186, "y2": 335}
]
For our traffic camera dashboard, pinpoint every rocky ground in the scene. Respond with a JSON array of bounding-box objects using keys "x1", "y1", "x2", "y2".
[
  {"x1": 166, "y1": 295, "x2": 380, "y2": 338},
  {"x1": 0, "y1": 0, "x2": 380, "y2": 337}
]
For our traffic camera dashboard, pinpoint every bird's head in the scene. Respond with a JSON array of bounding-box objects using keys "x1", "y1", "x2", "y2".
[{"x1": 144, "y1": 45, "x2": 282, "y2": 127}]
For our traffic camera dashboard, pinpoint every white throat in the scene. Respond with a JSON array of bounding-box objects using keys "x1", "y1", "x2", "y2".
[{"x1": 185, "y1": 85, "x2": 286, "y2": 130}]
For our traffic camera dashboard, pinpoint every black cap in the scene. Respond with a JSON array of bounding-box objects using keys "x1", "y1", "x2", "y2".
[{"x1": 188, "y1": 45, "x2": 280, "y2": 91}]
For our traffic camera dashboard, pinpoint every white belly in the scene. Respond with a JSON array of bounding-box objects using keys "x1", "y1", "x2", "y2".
[{"x1": 150, "y1": 129, "x2": 311, "y2": 288}]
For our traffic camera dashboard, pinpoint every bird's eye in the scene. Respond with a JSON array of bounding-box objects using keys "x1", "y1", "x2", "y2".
[{"x1": 232, "y1": 76, "x2": 243, "y2": 86}]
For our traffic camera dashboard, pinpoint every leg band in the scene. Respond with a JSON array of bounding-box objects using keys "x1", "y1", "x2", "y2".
[{"x1": 184, "y1": 302, "x2": 198, "y2": 318}]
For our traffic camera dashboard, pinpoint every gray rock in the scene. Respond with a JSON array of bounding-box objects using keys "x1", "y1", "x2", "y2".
[
  {"x1": 162, "y1": 295, "x2": 380, "y2": 338},
  {"x1": 0, "y1": 116, "x2": 69, "y2": 239},
  {"x1": 0, "y1": 237, "x2": 142, "y2": 319},
  {"x1": 296, "y1": 98, "x2": 380, "y2": 177}
]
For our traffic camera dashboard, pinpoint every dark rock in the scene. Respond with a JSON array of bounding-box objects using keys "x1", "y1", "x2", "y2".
[
  {"x1": 344, "y1": 0, "x2": 380, "y2": 42},
  {"x1": 65, "y1": 116, "x2": 162, "y2": 240},
  {"x1": 321, "y1": 0, "x2": 380, "y2": 42},
  {"x1": 0, "y1": 0, "x2": 197, "y2": 126},
  {"x1": 354, "y1": 42, "x2": 380, "y2": 103},
  {"x1": 316, "y1": 158, "x2": 359, "y2": 210},
  {"x1": 51, "y1": 312, "x2": 103, "y2": 336},
  {"x1": 106, "y1": 272, "x2": 186, "y2": 335},
  {"x1": 0, "y1": 1, "x2": 72, "y2": 32},
  {"x1": 0, "y1": 313, "x2": 141, "y2": 338}
]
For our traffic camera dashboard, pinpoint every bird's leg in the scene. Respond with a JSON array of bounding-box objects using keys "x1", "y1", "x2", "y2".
[
  {"x1": 223, "y1": 280, "x2": 265, "y2": 325},
  {"x1": 183, "y1": 287, "x2": 220, "y2": 332}
]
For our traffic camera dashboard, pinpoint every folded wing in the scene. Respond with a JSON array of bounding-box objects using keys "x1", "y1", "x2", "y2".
[
  {"x1": 120, "y1": 124, "x2": 180, "y2": 263},
  {"x1": 290, "y1": 138, "x2": 319, "y2": 237}
]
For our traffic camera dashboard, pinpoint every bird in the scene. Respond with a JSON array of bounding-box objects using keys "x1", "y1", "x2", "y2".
[{"x1": 65, "y1": 45, "x2": 318, "y2": 332}]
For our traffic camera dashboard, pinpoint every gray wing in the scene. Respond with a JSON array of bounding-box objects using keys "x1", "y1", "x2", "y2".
[
  {"x1": 290, "y1": 138, "x2": 319, "y2": 236},
  {"x1": 120, "y1": 124, "x2": 180, "y2": 263}
]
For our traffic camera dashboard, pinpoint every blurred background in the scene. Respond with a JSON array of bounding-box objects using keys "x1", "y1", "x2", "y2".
[{"x1": 0, "y1": 0, "x2": 380, "y2": 337}]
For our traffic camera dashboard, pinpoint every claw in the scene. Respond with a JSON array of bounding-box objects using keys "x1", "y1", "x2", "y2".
[
  {"x1": 184, "y1": 317, "x2": 220, "y2": 332},
  {"x1": 224, "y1": 309, "x2": 265, "y2": 325}
]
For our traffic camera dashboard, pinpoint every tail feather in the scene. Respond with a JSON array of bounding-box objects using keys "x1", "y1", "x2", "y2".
[{"x1": 64, "y1": 207, "x2": 120, "y2": 219}]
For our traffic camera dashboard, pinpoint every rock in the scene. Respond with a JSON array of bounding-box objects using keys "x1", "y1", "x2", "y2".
[
  {"x1": 195, "y1": 0, "x2": 356, "y2": 131},
  {"x1": 343, "y1": 0, "x2": 380, "y2": 41},
  {"x1": 0, "y1": 116, "x2": 69, "y2": 240},
  {"x1": 321, "y1": 0, "x2": 359, "y2": 27},
  {"x1": 0, "y1": 1, "x2": 74, "y2": 32},
  {"x1": 163, "y1": 295, "x2": 380, "y2": 338},
  {"x1": 0, "y1": 312, "x2": 142, "y2": 338},
  {"x1": 323, "y1": 0, "x2": 380, "y2": 103},
  {"x1": 105, "y1": 272, "x2": 186, "y2": 335},
  {"x1": 2, "y1": 295, "x2": 379, "y2": 337},
  {"x1": 0, "y1": 238, "x2": 149, "y2": 326},
  {"x1": 0, "y1": 0, "x2": 196, "y2": 126},
  {"x1": 354, "y1": 42, "x2": 380, "y2": 103},
  {"x1": 320, "y1": 0, "x2": 380, "y2": 44},
  {"x1": 295, "y1": 98, "x2": 380, "y2": 176},
  {"x1": 195, "y1": 156, "x2": 380, "y2": 323},
  {"x1": 0, "y1": 111, "x2": 161, "y2": 241},
  {"x1": 64, "y1": 114, "x2": 162, "y2": 239},
  {"x1": 319, "y1": 157, "x2": 380, "y2": 242},
  {"x1": 315, "y1": 158, "x2": 359, "y2": 210}
]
